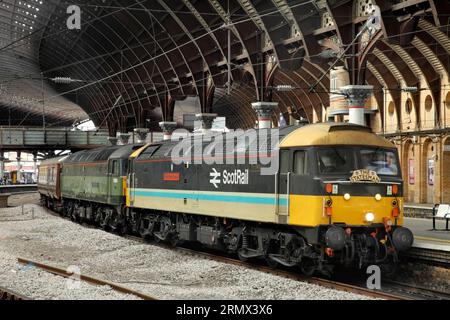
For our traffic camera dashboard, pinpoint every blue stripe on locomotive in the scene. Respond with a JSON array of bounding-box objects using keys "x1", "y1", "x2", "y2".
[{"x1": 133, "y1": 190, "x2": 288, "y2": 206}]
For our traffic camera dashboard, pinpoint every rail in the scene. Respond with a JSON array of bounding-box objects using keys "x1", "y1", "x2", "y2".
[
  {"x1": 0, "y1": 286, "x2": 30, "y2": 300},
  {"x1": 17, "y1": 258, "x2": 158, "y2": 300},
  {"x1": 43, "y1": 206, "x2": 404, "y2": 300},
  {"x1": 401, "y1": 246, "x2": 450, "y2": 267}
]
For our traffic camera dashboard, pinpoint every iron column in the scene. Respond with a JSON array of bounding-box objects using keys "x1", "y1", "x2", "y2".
[{"x1": 340, "y1": 85, "x2": 373, "y2": 126}]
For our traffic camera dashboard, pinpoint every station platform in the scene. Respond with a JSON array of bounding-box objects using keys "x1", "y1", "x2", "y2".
[{"x1": 404, "y1": 217, "x2": 450, "y2": 252}]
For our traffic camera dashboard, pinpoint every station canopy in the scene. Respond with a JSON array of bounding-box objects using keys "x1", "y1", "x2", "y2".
[{"x1": 0, "y1": 0, "x2": 448, "y2": 133}]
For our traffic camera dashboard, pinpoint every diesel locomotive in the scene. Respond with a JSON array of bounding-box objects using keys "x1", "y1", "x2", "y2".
[{"x1": 38, "y1": 123, "x2": 414, "y2": 275}]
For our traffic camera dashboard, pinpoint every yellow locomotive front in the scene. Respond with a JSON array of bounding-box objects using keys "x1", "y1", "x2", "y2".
[{"x1": 281, "y1": 123, "x2": 414, "y2": 269}]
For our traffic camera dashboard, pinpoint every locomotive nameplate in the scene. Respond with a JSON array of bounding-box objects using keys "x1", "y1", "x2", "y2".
[
  {"x1": 164, "y1": 172, "x2": 181, "y2": 182},
  {"x1": 350, "y1": 169, "x2": 381, "y2": 183}
]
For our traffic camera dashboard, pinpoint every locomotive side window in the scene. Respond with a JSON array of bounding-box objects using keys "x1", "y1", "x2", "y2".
[
  {"x1": 294, "y1": 151, "x2": 308, "y2": 175},
  {"x1": 280, "y1": 150, "x2": 290, "y2": 173}
]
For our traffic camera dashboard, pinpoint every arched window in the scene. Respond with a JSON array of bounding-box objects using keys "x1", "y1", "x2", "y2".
[
  {"x1": 445, "y1": 92, "x2": 450, "y2": 110},
  {"x1": 388, "y1": 102, "x2": 395, "y2": 116},
  {"x1": 425, "y1": 95, "x2": 433, "y2": 112},
  {"x1": 405, "y1": 98, "x2": 413, "y2": 115}
]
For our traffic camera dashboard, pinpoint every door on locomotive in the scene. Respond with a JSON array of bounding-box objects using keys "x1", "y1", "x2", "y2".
[
  {"x1": 107, "y1": 159, "x2": 121, "y2": 203},
  {"x1": 277, "y1": 148, "x2": 312, "y2": 218},
  {"x1": 127, "y1": 158, "x2": 135, "y2": 207},
  {"x1": 277, "y1": 150, "x2": 290, "y2": 217}
]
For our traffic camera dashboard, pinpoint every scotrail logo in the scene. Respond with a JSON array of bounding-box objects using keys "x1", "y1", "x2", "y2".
[
  {"x1": 209, "y1": 169, "x2": 250, "y2": 189},
  {"x1": 210, "y1": 169, "x2": 221, "y2": 189}
]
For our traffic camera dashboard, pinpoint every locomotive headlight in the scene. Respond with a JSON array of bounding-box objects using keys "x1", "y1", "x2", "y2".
[
  {"x1": 344, "y1": 193, "x2": 351, "y2": 201},
  {"x1": 365, "y1": 212, "x2": 375, "y2": 223},
  {"x1": 375, "y1": 194, "x2": 382, "y2": 201}
]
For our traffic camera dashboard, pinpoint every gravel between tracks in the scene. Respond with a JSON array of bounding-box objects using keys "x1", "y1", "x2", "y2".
[{"x1": 0, "y1": 199, "x2": 373, "y2": 300}]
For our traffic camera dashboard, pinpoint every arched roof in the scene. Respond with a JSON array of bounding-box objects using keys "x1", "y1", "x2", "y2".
[{"x1": 0, "y1": 0, "x2": 448, "y2": 133}]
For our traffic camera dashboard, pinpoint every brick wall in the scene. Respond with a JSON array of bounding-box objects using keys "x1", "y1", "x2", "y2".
[{"x1": 393, "y1": 136, "x2": 450, "y2": 204}]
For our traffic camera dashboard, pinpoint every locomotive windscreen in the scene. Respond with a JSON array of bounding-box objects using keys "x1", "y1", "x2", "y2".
[{"x1": 317, "y1": 147, "x2": 400, "y2": 177}]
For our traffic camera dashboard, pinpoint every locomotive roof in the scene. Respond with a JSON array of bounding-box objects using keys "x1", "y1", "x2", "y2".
[
  {"x1": 280, "y1": 123, "x2": 394, "y2": 148},
  {"x1": 131, "y1": 126, "x2": 301, "y2": 159},
  {"x1": 130, "y1": 123, "x2": 394, "y2": 160},
  {"x1": 39, "y1": 155, "x2": 69, "y2": 166},
  {"x1": 109, "y1": 144, "x2": 144, "y2": 159},
  {"x1": 64, "y1": 144, "x2": 142, "y2": 163}
]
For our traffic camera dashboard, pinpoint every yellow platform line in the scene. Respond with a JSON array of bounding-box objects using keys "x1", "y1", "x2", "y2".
[{"x1": 414, "y1": 236, "x2": 450, "y2": 244}]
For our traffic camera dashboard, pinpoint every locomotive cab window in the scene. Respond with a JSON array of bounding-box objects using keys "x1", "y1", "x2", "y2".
[
  {"x1": 316, "y1": 147, "x2": 401, "y2": 177},
  {"x1": 294, "y1": 151, "x2": 308, "y2": 175},
  {"x1": 317, "y1": 148, "x2": 355, "y2": 174},
  {"x1": 280, "y1": 150, "x2": 290, "y2": 173},
  {"x1": 110, "y1": 160, "x2": 120, "y2": 175},
  {"x1": 360, "y1": 148, "x2": 399, "y2": 176}
]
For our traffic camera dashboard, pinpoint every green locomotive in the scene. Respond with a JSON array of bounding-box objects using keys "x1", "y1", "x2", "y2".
[{"x1": 39, "y1": 145, "x2": 139, "y2": 231}]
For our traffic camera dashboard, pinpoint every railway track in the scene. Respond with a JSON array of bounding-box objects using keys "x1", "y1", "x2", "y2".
[
  {"x1": 42, "y1": 206, "x2": 450, "y2": 300},
  {"x1": 401, "y1": 246, "x2": 450, "y2": 268},
  {"x1": 17, "y1": 258, "x2": 158, "y2": 300},
  {"x1": 381, "y1": 280, "x2": 450, "y2": 300},
  {"x1": 124, "y1": 234, "x2": 403, "y2": 300},
  {"x1": 0, "y1": 286, "x2": 30, "y2": 300}
]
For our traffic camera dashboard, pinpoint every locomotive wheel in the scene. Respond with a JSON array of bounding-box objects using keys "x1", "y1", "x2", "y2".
[
  {"x1": 265, "y1": 256, "x2": 279, "y2": 269},
  {"x1": 118, "y1": 223, "x2": 128, "y2": 236},
  {"x1": 70, "y1": 211, "x2": 78, "y2": 223},
  {"x1": 139, "y1": 231, "x2": 153, "y2": 242},
  {"x1": 138, "y1": 219, "x2": 154, "y2": 240},
  {"x1": 153, "y1": 235, "x2": 163, "y2": 244},
  {"x1": 380, "y1": 256, "x2": 398, "y2": 278},
  {"x1": 100, "y1": 214, "x2": 109, "y2": 231},
  {"x1": 109, "y1": 213, "x2": 120, "y2": 232},
  {"x1": 300, "y1": 258, "x2": 317, "y2": 276},
  {"x1": 237, "y1": 249, "x2": 249, "y2": 262},
  {"x1": 169, "y1": 234, "x2": 180, "y2": 247}
]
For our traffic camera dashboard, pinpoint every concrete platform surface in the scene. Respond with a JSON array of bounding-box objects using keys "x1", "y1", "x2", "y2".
[{"x1": 404, "y1": 217, "x2": 450, "y2": 251}]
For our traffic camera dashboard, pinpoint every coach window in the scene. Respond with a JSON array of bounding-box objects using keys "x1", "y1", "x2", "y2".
[
  {"x1": 280, "y1": 150, "x2": 290, "y2": 173},
  {"x1": 294, "y1": 151, "x2": 308, "y2": 175}
]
